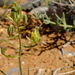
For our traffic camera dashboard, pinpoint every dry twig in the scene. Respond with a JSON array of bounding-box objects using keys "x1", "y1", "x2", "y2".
[
  {"x1": 52, "y1": 1, "x2": 75, "y2": 6},
  {"x1": 52, "y1": 66, "x2": 75, "y2": 75}
]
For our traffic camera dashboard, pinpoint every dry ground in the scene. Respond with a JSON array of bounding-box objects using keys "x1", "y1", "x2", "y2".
[{"x1": 0, "y1": 0, "x2": 75, "y2": 75}]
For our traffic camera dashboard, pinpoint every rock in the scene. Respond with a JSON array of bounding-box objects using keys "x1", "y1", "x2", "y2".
[
  {"x1": 0, "y1": 0, "x2": 44, "y2": 11},
  {"x1": 0, "y1": 0, "x2": 14, "y2": 6},
  {"x1": 4, "y1": 0, "x2": 14, "y2": 6},
  {"x1": 0, "y1": 0, "x2": 4, "y2": 7},
  {"x1": 20, "y1": 0, "x2": 44, "y2": 11},
  {"x1": 6, "y1": 67, "x2": 20, "y2": 75},
  {"x1": 20, "y1": 2, "x2": 34, "y2": 11},
  {"x1": 30, "y1": 6, "x2": 48, "y2": 14}
]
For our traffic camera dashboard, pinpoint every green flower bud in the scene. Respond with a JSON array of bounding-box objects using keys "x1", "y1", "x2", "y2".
[
  {"x1": 17, "y1": 6, "x2": 22, "y2": 17},
  {"x1": 11, "y1": 12, "x2": 16, "y2": 21},
  {"x1": 7, "y1": 24, "x2": 14, "y2": 36},
  {"x1": 33, "y1": 28, "x2": 41, "y2": 43},
  {"x1": 26, "y1": 28, "x2": 41, "y2": 44},
  {"x1": 31, "y1": 28, "x2": 40, "y2": 43},
  {"x1": 23, "y1": 14, "x2": 28, "y2": 25}
]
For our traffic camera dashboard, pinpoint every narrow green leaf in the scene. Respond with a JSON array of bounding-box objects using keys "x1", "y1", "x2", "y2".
[
  {"x1": 22, "y1": 44, "x2": 36, "y2": 48},
  {"x1": 3, "y1": 39, "x2": 14, "y2": 46},
  {"x1": 6, "y1": 15, "x2": 14, "y2": 22},
  {"x1": 19, "y1": 26, "x2": 25, "y2": 29},
  {"x1": 59, "y1": 24, "x2": 73, "y2": 28},
  {"x1": 55, "y1": 14, "x2": 62, "y2": 21},
  {"x1": 1, "y1": 47, "x2": 19, "y2": 58},
  {"x1": 33, "y1": 12, "x2": 41, "y2": 19},
  {"x1": 43, "y1": 19, "x2": 56, "y2": 25},
  {"x1": 8, "y1": 33, "x2": 19, "y2": 39},
  {"x1": 43, "y1": 19, "x2": 50, "y2": 24},
  {"x1": 0, "y1": 39, "x2": 14, "y2": 46},
  {"x1": 26, "y1": 36, "x2": 33, "y2": 43},
  {"x1": 62, "y1": 12, "x2": 67, "y2": 27}
]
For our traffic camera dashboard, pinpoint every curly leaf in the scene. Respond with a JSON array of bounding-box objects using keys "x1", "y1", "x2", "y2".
[{"x1": 1, "y1": 47, "x2": 19, "y2": 58}]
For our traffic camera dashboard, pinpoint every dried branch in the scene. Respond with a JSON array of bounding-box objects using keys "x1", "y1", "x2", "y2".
[
  {"x1": 52, "y1": 66, "x2": 75, "y2": 75},
  {"x1": 52, "y1": 1, "x2": 75, "y2": 7}
]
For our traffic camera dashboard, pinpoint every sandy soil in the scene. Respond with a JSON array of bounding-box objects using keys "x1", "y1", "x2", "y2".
[
  {"x1": 15, "y1": 0, "x2": 28, "y2": 4},
  {"x1": 0, "y1": 0, "x2": 75, "y2": 75}
]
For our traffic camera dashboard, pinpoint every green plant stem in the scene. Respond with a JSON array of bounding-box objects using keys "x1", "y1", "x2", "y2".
[
  {"x1": 17, "y1": 23, "x2": 22, "y2": 75},
  {"x1": 0, "y1": 70, "x2": 6, "y2": 75}
]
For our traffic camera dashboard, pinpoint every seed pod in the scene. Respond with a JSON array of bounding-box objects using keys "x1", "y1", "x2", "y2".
[
  {"x1": 7, "y1": 24, "x2": 14, "y2": 36},
  {"x1": 23, "y1": 14, "x2": 28, "y2": 25}
]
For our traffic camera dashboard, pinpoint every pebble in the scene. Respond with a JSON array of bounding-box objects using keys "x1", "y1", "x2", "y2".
[
  {"x1": 22, "y1": 61, "x2": 25, "y2": 64},
  {"x1": 34, "y1": 68, "x2": 46, "y2": 75},
  {"x1": 67, "y1": 53, "x2": 75, "y2": 57},
  {"x1": 41, "y1": 41, "x2": 46, "y2": 46},
  {"x1": 63, "y1": 60, "x2": 70, "y2": 63}
]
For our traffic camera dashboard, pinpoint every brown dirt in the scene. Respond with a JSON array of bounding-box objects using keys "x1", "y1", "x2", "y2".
[
  {"x1": 0, "y1": 0, "x2": 75, "y2": 75},
  {"x1": 15, "y1": 0, "x2": 28, "y2": 4}
]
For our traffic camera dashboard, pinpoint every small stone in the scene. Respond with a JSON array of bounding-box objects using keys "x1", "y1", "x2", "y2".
[
  {"x1": 59, "y1": 54, "x2": 67, "y2": 59},
  {"x1": 67, "y1": 53, "x2": 75, "y2": 57},
  {"x1": 34, "y1": 68, "x2": 46, "y2": 75},
  {"x1": 63, "y1": 60, "x2": 70, "y2": 63},
  {"x1": 41, "y1": 41, "x2": 46, "y2": 46},
  {"x1": 22, "y1": 61, "x2": 25, "y2": 64}
]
